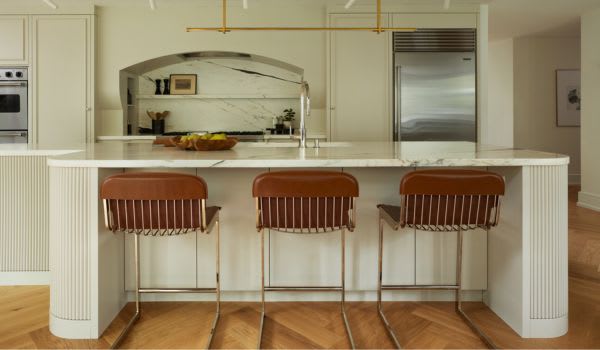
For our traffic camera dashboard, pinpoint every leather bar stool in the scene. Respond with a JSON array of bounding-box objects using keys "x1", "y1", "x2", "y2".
[
  {"x1": 252, "y1": 170, "x2": 359, "y2": 349},
  {"x1": 100, "y1": 172, "x2": 221, "y2": 349},
  {"x1": 377, "y1": 169, "x2": 504, "y2": 349}
]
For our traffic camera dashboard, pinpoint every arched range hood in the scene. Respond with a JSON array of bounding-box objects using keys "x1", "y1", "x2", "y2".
[{"x1": 123, "y1": 51, "x2": 304, "y2": 82}]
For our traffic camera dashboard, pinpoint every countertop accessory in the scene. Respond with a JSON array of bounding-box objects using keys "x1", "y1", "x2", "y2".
[
  {"x1": 154, "y1": 79, "x2": 162, "y2": 95},
  {"x1": 147, "y1": 110, "x2": 169, "y2": 135},
  {"x1": 100, "y1": 172, "x2": 221, "y2": 349},
  {"x1": 376, "y1": 169, "x2": 505, "y2": 349},
  {"x1": 170, "y1": 74, "x2": 197, "y2": 95},
  {"x1": 162, "y1": 78, "x2": 170, "y2": 95},
  {"x1": 146, "y1": 110, "x2": 170, "y2": 121},
  {"x1": 253, "y1": 170, "x2": 359, "y2": 349},
  {"x1": 178, "y1": 137, "x2": 238, "y2": 151}
]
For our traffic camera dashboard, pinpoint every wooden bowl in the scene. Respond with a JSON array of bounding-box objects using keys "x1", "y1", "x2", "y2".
[
  {"x1": 192, "y1": 137, "x2": 238, "y2": 151},
  {"x1": 153, "y1": 136, "x2": 180, "y2": 147}
]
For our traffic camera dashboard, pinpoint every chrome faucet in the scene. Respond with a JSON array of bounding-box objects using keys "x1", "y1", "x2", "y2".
[{"x1": 299, "y1": 81, "x2": 310, "y2": 148}]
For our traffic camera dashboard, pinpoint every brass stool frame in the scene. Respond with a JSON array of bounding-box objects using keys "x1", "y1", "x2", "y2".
[
  {"x1": 103, "y1": 198, "x2": 221, "y2": 349},
  {"x1": 378, "y1": 194, "x2": 502, "y2": 349},
  {"x1": 255, "y1": 196, "x2": 357, "y2": 349}
]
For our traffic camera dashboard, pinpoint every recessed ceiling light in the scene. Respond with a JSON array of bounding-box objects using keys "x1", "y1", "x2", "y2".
[
  {"x1": 42, "y1": 0, "x2": 57, "y2": 9},
  {"x1": 345, "y1": 0, "x2": 357, "y2": 9},
  {"x1": 149, "y1": 0, "x2": 156, "y2": 10}
]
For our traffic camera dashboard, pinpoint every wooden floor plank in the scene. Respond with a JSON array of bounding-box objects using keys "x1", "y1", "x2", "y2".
[{"x1": 0, "y1": 186, "x2": 599, "y2": 349}]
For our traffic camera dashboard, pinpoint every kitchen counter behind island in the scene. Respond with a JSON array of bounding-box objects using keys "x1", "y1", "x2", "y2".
[{"x1": 38, "y1": 142, "x2": 569, "y2": 340}]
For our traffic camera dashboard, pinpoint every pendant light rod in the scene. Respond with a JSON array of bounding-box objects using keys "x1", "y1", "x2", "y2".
[
  {"x1": 149, "y1": 0, "x2": 156, "y2": 10},
  {"x1": 186, "y1": 0, "x2": 416, "y2": 33},
  {"x1": 243, "y1": 0, "x2": 248, "y2": 9}
]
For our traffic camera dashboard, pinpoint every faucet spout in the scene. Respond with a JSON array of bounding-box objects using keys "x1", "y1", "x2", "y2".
[{"x1": 299, "y1": 81, "x2": 310, "y2": 148}]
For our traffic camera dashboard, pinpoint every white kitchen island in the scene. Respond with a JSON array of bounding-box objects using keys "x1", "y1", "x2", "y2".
[{"x1": 39, "y1": 141, "x2": 569, "y2": 340}]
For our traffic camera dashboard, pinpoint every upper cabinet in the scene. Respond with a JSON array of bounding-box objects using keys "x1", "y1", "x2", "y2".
[
  {"x1": 328, "y1": 14, "x2": 392, "y2": 142},
  {"x1": 0, "y1": 16, "x2": 28, "y2": 65},
  {"x1": 32, "y1": 15, "x2": 94, "y2": 144}
]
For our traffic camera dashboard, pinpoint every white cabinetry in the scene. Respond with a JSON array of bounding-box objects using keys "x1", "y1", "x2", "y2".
[
  {"x1": 0, "y1": 16, "x2": 28, "y2": 65},
  {"x1": 32, "y1": 16, "x2": 94, "y2": 144},
  {"x1": 328, "y1": 14, "x2": 392, "y2": 141},
  {"x1": 328, "y1": 12, "x2": 479, "y2": 142}
]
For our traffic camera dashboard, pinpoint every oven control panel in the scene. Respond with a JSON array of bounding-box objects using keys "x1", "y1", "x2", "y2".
[{"x1": 0, "y1": 68, "x2": 28, "y2": 81}]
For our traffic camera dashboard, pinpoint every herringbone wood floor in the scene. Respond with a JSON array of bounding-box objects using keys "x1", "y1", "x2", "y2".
[{"x1": 1, "y1": 187, "x2": 599, "y2": 349}]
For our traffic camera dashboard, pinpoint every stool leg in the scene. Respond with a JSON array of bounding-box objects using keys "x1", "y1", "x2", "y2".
[
  {"x1": 376, "y1": 214, "x2": 402, "y2": 349},
  {"x1": 111, "y1": 233, "x2": 142, "y2": 349},
  {"x1": 340, "y1": 227, "x2": 356, "y2": 349},
  {"x1": 454, "y1": 228, "x2": 498, "y2": 349},
  {"x1": 257, "y1": 228, "x2": 265, "y2": 349},
  {"x1": 205, "y1": 218, "x2": 221, "y2": 349}
]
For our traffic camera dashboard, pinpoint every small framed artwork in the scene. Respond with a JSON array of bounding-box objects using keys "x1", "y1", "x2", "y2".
[
  {"x1": 556, "y1": 69, "x2": 581, "y2": 127},
  {"x1": 170, "y1": 74, "x2": 197, "y2": 95}
]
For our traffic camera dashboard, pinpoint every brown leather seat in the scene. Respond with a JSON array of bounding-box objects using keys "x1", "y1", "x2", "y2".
[
  {"x1": 252, "y1": 170, "x2": 359, "y2": 231},
  {"x1": 376, "y1": 169, "x2": 506, "y2": 349},
  {"x1": 100, "y1": 172, "x2": 218, "y2": 232},
  {"x1": 379, "y1": 169, "x2": 505, "y2": 230}
]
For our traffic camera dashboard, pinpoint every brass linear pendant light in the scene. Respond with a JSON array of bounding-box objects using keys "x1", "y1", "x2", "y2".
[{"x1": 186, "y1": 0, "x2": 417, "y2": 33}]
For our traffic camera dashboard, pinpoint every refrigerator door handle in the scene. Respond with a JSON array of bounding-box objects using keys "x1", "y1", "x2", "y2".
[{"x1": 394, "y1": 65, "x2": 401, "y2": 142}]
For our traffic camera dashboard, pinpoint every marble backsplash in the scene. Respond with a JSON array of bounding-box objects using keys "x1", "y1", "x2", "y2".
[{"x1": 136, "y1": 57, "x2": 317, "y2": 133}]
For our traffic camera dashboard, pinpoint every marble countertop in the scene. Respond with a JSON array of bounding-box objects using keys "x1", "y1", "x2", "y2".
[{"x1": 37, "y1": 141, "x2": 569, "y2": 168}]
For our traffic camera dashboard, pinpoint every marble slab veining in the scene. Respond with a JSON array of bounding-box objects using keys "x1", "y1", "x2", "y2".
[{"x1": 44, "y1": 142, "x2": 570, "y2": 168}]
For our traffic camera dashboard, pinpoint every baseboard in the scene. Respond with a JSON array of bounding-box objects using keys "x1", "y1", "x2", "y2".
[
  {"x1": 578, "y1": 191, "x2": 600, "y2": 212},
  {"x1": 127, "y1": 290, "x2": 484, "y2": 302},
  {"x1": 0, "y1": 271, "x2": 50, "y2": 285},
  {"x1": 569, "y1": 173, "x2": 581, "y2": 185}
]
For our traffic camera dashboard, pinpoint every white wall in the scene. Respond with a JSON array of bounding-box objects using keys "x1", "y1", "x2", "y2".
[
  {"x1": 486, "y1": 38, "x2": 514, "y2": 148},
  {"x1": 513, "y1": 36, "x2": 581, "y2": 183},
  {"x1": 95, "y1": 2, "x2": 330, "y2": 135},
  {"x1": 579, "y1": 8, "x2": 600, "y2": 211}
]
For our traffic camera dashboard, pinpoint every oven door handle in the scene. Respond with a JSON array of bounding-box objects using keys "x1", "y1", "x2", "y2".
[
  {"x1": 0, "y1": 132, "x2": 27, "y2": 137},
  {"x1": 0, "y1": 82, "x2": 27, "y2": 87}
]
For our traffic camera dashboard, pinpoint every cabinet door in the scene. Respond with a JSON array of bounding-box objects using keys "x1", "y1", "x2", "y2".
[
  {"x1": 0, "y1": 16, "x2": 28, "y2": 64},
  {"x1": 33, "y1": 16, "x2": 93, "y2": 144},
  {"x1": 329, "y1": 14, "x2": 392, "y2": 141}
]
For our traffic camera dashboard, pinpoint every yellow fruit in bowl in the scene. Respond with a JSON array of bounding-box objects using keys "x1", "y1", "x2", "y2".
[{"x1": 210, "y1": 133, "x2": 227, "y2": 141}]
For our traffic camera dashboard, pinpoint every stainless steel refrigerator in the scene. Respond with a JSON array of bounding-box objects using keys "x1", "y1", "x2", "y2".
[{"x1": 393, "y1": 29, "x2": 477, "y2": 142}]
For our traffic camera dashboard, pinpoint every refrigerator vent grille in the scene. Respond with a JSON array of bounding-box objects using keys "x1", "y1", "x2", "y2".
[{"x1": 393, "y1": 29, "x2": 476, "y2": 52}]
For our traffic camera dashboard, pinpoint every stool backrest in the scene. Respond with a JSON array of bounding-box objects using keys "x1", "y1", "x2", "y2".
[
  {"x1": 399, "y1": 169, "x2": 505, "y2": 231},
  {"x1": 100, "y1": 172, "x2": 209, "y2": 235},
  {"x1": 253, "y1": 171, "x2": 359, "y2": 233}
]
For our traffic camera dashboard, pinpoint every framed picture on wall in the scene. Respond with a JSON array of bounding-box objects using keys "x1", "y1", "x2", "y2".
[
  {"x1": 556, "y1": 69, "x2": 581, "y2": 127},
  {"x1": 170, "y1": 74, "x2": 197, "y2": 95}
]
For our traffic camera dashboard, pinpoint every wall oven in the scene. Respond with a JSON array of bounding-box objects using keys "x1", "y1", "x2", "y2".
[{"x1": 0, "y1": 68, "x2": 28, "y2": 144}]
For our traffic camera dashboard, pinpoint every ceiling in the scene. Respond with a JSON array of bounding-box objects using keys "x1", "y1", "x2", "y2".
[
  {"x1": 489, "y1": 0, "x2": 600, "y2": 41},
  {"x1": 5, "y1": 0, "x2": 600, "y2": 40}
]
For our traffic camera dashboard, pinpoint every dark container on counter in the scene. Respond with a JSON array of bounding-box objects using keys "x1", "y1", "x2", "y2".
[{"x1": 152, "y1": 120, "x2": 165, "y2": 135}]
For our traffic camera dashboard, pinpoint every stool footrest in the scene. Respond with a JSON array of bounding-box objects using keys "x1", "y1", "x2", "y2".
[
  {"x1": 382, "y1": 284, "x2": 459, "y2": 291},
  {"x1": 139, "y1": 288, "x2": 217, "y2": 294},
  {"x1": 265, "y1": 286, "x2": 342, "y2": 292}
]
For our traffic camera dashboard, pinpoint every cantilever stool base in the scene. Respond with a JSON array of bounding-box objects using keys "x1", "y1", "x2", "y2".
[
  {"x1": 100, "y1": 172, "x2": 222, "y2": 349},
  {"x1": 252, "y1": 170, "x2": 359, "y2": 349},
  {"x1": 376, "y1": 170, "x2": 505, "y2": 349}
]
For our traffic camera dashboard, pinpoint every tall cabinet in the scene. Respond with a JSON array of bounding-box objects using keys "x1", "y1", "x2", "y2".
[
  {"x1": 32, "y1": 15, "x2": 94, "y2": 144},
  {"x1": 0, "y1": 16, "x2": 28, "y2": 65},
  {"x1": 328, "y1": 14, "x2": 392, "y2": 141}
]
